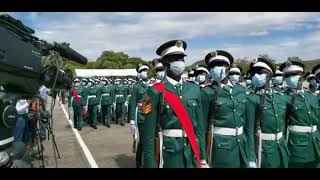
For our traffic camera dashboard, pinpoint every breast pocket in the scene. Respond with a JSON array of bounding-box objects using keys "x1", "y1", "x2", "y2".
[{"x1": 236, "y1": 98, "x2": 246, "y2": 113}]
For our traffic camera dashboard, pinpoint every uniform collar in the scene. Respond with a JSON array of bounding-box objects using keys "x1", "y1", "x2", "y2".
[
  {"x1": 221, "y1": 80, "x2": 233, "y2": 88},
  {"x1": 166, "y1": 76, "x2": 183, "y2": 86}
]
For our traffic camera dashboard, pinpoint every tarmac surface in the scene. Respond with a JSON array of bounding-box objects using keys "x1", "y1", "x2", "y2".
[{"x1": 32, "y1": 98, "x2": 135, "y2": 168}]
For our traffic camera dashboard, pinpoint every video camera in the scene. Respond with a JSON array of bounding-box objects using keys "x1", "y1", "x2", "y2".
[{"x1": 0, "y1": 14, "x2": 88, "y2": 166}]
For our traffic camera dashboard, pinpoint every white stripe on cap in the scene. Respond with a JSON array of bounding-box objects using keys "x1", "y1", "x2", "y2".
[
  {"x1": 230, "y1": 67, "x2": 240, "y2": 74},
  {"x1": 160, "y1": 46, "x2": 185, "y2": 58},
  {"x1": 315, "y1": 68, "x2": 320, "y2": 76},
  {"x1": 196, "y1": 67, "x2": 209, "y2": 75},
  {"x1": 209, "y1": 55, "x2": 230, "y2": 65},
  {"x1": 253, "y1": 62, "x2": 273, "y2": 74},
  {"x1": 283, "y1": 65, "x2": 304, "y2": 74},
  {"x1": 138, "y1": 65, "x2": 149, "y2": 72},
  {"x1": 306, "y1": 74, "x2": 316, "y2": 79},
  {"x1": 155, "y1": 63, "x2": 164, "y2": 68},
  {"x1": 275, "y1": 70, "x2": 283, "y2": 75}
]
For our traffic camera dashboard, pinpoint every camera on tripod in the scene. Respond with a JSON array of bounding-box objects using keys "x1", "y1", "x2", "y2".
[{"x1": 0, "y1": 14, "x2": 88, "y2": 167}]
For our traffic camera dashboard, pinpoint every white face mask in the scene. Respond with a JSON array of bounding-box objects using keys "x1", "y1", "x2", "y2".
[{"x1": 169, "y1": 61, "x2": 185, "y2": 76}]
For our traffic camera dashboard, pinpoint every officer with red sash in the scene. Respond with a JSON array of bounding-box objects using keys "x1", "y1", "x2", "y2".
[{"x1": 143, "y1": 40, "x2": 208, "y2": 168}]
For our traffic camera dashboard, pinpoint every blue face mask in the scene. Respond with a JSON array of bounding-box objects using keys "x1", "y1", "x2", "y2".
[
  {"x1": 273, "y1": 76, "x2": 283, "y2": 85},
  {"x1": 156, "y1": 71, "x2": 165, "y2": 80},
  {"x1": 210, "y1": 66, "x2": 226, "y2": 82},
  {"x1": 229, "y1": 74, "x2": 240, "y2": 83},
  {"x1": 196, "y1": 75, "x2": 206, "y2": 84},
  {"x1": 245, "y1": 79, "x2": 252, "y2": 86},
  {"x1": 252, "y1": 73, "x2": 267, "y2": 88},
  {"x1": 169, "y1": 61, "x2": 185, "y2": 76},
  {"x1": 285, "y1": 75, "x2": 301, "y2": 89},
  {"x1": 140, "y1": 71, "x2": 148, "y2": 80}
]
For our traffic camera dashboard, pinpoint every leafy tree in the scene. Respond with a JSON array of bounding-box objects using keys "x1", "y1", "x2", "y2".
[{"x1": 287, "y1": 56, "x2": 302, "y2": 62}]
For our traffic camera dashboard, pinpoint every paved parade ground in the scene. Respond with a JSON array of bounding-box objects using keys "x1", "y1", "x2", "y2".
[{"x1": 34, "y1": 99, "x2": 135, "y2": 168}]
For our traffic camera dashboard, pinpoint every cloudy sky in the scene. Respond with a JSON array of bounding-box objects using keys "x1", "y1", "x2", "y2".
[{"x1": 3, "y1": 12, "x2": 320, "y2": 65}]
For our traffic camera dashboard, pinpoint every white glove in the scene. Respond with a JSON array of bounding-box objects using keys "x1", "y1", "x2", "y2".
[
  {"x1": 98, "y1": 105, "x2": 101, "y2": 110},
  {"x1": 125, "y1": 101, "x2": 128, "y2": 106},
  {"x1": 129, "y1": 120, "x2": 136, "y2": 135},
  {"x1": 249, "y1": 161, "x2": 257, "y2": 168},
  {"x1": 200, "y1": 160, "x2": 210, "y2": 168}
]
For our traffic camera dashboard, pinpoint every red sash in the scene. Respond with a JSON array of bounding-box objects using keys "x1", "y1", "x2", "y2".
[
  {"x1": 153, "y1": 82, "x2": 201, "y2": 167},
  {"x1": 72, "y1": 87, "x2": 81, "y2": 104}
]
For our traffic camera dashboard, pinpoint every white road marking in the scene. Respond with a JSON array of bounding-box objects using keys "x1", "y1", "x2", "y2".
[{"x1": 60, "y1": 103, "x2": 99, "y2": 168}]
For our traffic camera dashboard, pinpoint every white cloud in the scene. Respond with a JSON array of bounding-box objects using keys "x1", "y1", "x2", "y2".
[
  {"x1": 4, "y1": 12, "x2": 320, "y2": 65},
  {"x1": 249, "y1": 30, "x2": 269, "y2": 36}
]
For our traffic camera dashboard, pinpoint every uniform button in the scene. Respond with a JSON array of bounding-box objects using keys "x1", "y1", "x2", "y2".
[
  {"x1": 297, "y1": 141, "x2": 300, "y2": 144},
  {"x1": 272, "y1": 102, "x2": 275, "y2": 105},
  {"x1": 275, "y1": 114, "x2": 278, "y2": 117},
  {"x1": 277, "y1": 141, "x2": 279, "y2": 144},
  {"x1": 166, "y1": 105, "x2": 170, "y2": 109},
  {"x1": 230, "y1": 96, "x2": 233, "y2": 99},
  {"x1": 218, "y1": 144, "x2": 221, "y2": 147},
  {"x1": 277, "y1": 129, "x2": 279, "y2": 132},
  {"x1": 233, "y1": 109, "x2": 236, "y2": 112},
  {"x1": 184, "y1": 143, "x2": 187, "y2": 146},
  {"x1": 193, "y1": 103, "x2": 196, "y2": 106},
  {"x1": 180, "y1": 96, "x2": 182, "y2": 99},
  {"x1": 238, "y1": 139, "x2": 240, "y2": 143},
  {"x1": 163, "y1": 147, "x2": 165, "y2": 150},
  {"x1": 308, "y1": 111, "x2": 311, "y2": 114}
]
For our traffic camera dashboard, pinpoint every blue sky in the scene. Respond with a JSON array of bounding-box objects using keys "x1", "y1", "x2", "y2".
[{"x1": 2, "y1": 12, "x2": 320, "y2": 65}]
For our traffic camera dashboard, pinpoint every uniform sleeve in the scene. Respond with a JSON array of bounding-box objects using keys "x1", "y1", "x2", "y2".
[
  {"x1": 128, "y1": 85, "x2": 138, "y2": 121},
  {"x1": 196, "y1": 88, "x2": 207, "y2": 161},
  {"x1": 67, "y1": 89, "x2": 73, "y2": 108},
  {"x1": 143, "y1": 88, "x2": 159, "y2": 168},
  {"x1": 244, "y1": 94, "x2": 258, "y2": 162}
]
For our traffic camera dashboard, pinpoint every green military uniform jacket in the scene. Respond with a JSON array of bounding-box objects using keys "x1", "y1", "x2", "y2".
[
  {"x1": 143, "y1": 78, "x2": 206, "y2": 168},
  {"x1": 128, "y1": 80, "x2": 149, "y2": 124},
  {"x1": 245, "y1": 89, "x2": 290, "y2": 168},
  {"x1": 114, "y1": 84, "x2": 128, "y2": 104},
  {"x1": 200, "y1": 84, "x2": 214, "y2": 142},
  {"x1": 285, "y1": 88, "x2": 320, "y2": 163},
  {"x1": 99, "y1": 85, "x2": 115, "y2": 106},
  {"x1": 87, "y1": 85, "x2": 99, "y2": 106},
  {"x1": 207, "y1": 81, "x2": 249, "y2": 168}
]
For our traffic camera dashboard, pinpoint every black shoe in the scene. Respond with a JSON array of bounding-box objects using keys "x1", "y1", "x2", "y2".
[
  {"x1": 77, "y1": 127, "x2": 82, "y2": 131},
  {"x1": 93, "y1": 126, "x2": 97, "y2": 129},
  {"x1": 106, "y1": 124, "x2": 111, "y2": 128},
  {"x1": 120, "y1": 123, "x2": 125, "y2": 126}
]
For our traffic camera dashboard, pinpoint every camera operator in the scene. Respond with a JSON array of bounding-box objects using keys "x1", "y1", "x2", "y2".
[{"x1": 14, "y1": 99, "x2": 30, "y2": 146}]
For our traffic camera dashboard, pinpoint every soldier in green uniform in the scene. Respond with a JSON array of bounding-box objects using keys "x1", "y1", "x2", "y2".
[
  {"x1": 86, "y1": 79, "x2": 99, "y2": 129},
  {"x1": 128, "y1": 64, "x2": 150, "y2": 168},
  {"x1": 127, "y1": 78, "x2": 135, "y2": 122},
  {"x1": 143, "y1": 40, "x2": 208, "y2": 168},
  {"x1": 280, "y1": 61, "x2": 320, "y2": 168},
  {"x1": 114, "y1": 79, "x2": 127, "y2": 126},
  {"x1": 70, "y1": 78, "x2": 85, "y2": 131},
  {"x1": 195, "y1": 66, "x2": 212, "y2": 147},
  {"x1": 245, "y1": 58, "x2": 289, "y2": 168},
  {"x1": 98, "y1": 78, "x2": 115, "y2": 127},
  {"x1": 205, "y1": 50, "x2": 249, "y2": 168}
]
